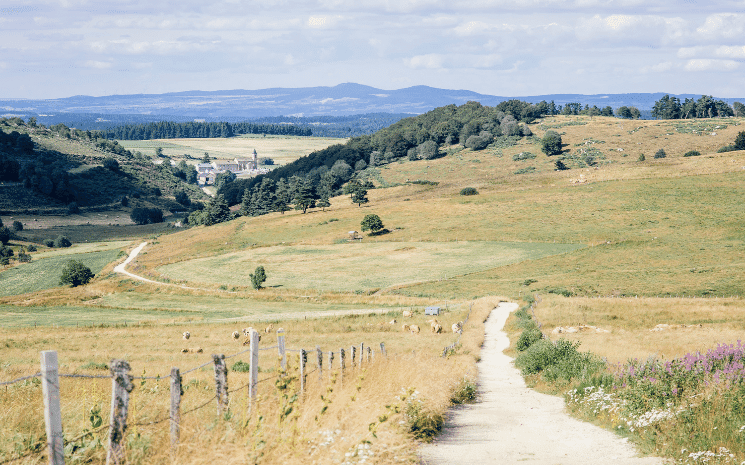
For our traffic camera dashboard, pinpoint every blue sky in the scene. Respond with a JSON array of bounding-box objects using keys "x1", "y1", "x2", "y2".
[{"x1": 2, "y1": 1, "x2": 744, "y2": 99}]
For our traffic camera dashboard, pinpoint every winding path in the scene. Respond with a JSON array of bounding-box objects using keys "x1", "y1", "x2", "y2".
[{"x1": 419, "y1": 302, "x2": 667, "y2": 465}]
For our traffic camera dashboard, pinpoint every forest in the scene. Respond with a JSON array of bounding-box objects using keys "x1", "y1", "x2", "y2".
[{"x1": 99, "y1": 121, "x2": 311, "y2": 140}]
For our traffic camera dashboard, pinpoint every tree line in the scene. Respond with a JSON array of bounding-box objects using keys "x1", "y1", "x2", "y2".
[
  {"x1": 652, "y1": 95, "x2": 744, "y2": 120},
  {"x1": 99, "y1": 121, "x2": 311, "y2": 140}
]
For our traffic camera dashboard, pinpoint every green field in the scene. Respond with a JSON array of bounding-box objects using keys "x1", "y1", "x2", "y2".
[
  {"x1": 156, "y1": 241, "x2": 583, "y2": 292},
  {"x1": 0, "y1": 248, "x2": 122, "y2": 297}
]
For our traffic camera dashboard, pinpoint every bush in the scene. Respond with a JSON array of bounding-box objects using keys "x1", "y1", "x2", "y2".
[
  {"x1": 174, "y1": 190, "x2": 191, "y2": 207},
  {"x1": 459, "y1": 187, "x2": 478, "y2": 196},
  {"x1": 102, "y1": 157, "x2": 120, "y2": 171},
  {"x1": 67, "y1": 202, "x2": 80, "y2": 215},
  {"x1": 516, "y1": 328, "x2": 543, "y2": 351},
  {"x1": 512, "y1": 152, "x2": 536, "y2": 161},
  {"x1": 683, "y1": 150, "x2": 701, "y2": 157},
  {"x1": 654, "y1": 149, "x2": 667, "y2": 159},
  {"x1": 44, "y1": 239, "x2": 54, "y2": 248},
  {"x1": 59, "y1": 260, "x2": 94, "y2": 287},
  {"x1": 464, "y1": 132, "x2": 493, "y2": 151},
  {"x1": 450, "y1": 377, "x2": 477, "y2": 404},
  {"x1": 250, "y1": 266, "x2": 267, "y2": 290},
  {"x1": 735, "y1": 131, "x2": 745, "y2": 150},
  {"x1": 231, "y1": 361, "x2": 251, "y2": 372},
  {"x1": 130, "y1": 207, "x2": 164, "y2": 225},
  {"x1": 17, "y1": 252, "x2": 31, "y2": 263},
  {"x1": 12, "y1": 220, "x2": 23, "y2": 232},
  {"x1": 0, "y1": 257, "x2": 8, "y2": 266},
  {"x1": 638, "y1": 153, "x2": 646, "y2": 161},
  {"x1": 0, "y1": 226, "x2": 9, "y2": 245},
  {"x1": 718, "y1": 145, "x2": 737, "y2": 153},
  {"x1": 54, "y1": 236, "x2": 72, "y2": 248},
  {"x1": 0, "y1": 245, "x2": 13, "y2": 258},
  {"x1": 27, "y1": 244, "x2": 37, "y2": 252},
  {"x1": 515, "y1": 338, "x2": 604, "y2": 382}
]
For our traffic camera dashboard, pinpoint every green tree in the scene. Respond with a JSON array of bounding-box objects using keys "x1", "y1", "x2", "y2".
[
  {"x1": 54, "y1": 235, "x2": 72, "y2": 248},
  {"x1": 629, "y1": 107, "x2": 642, "y2": 119},
  {"x1": 206, "y1": 194, "x2": 231, "y2": 225},
  {"x1": 155, "y1": 147, "x2": 163, "y2": 157},
  {"x1": 733, "y1": 102, "x2": 745, "y2": 118},
  {"x1": 654, "y1": 149, "x2": 667, "y2": 159},
  {"x1": 541, "y1": 131, "x2": 562, "y2": 156},
  {"x1": 617, "y1": 106, "x2": 632, "y2": 119},
  {"x1": 652, "y1": 94, "x2": 681, "y2": 119},
  {"x1": 12, "y1": 220, "x2": 22, "y2": 232},
  {"x1": 351, "y1": 184, "x2": 369, "y2": 207},
  {"x1": 293, "y1": 178, "x2": 314, "y2": 213},
  {"x1": 59, "y1": 260, "x2": 94, "y2": 287},
  {"x1": 734, "y1": 131, "x2": 745, "y2": 150},
  {"x1": 103, "y1": 157, "x2": 120, "y2": 171},
  {"x1": 250, "y1": 266, "x2": 267, "y2": 290},
  {"x1": 361, "y1": 214, "x2": 384, "y2": 235},
  {"x1": 600, "y1": 106, "x2": 614, "y2": 117}
]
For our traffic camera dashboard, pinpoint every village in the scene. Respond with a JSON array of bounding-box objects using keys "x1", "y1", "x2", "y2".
[{"x1": 194, "y1": 149, "x2": 271, "y2": 186}]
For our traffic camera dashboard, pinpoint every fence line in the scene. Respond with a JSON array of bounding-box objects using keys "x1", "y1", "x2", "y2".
[{"x1": 2, "y1": 327, "x2": 393, "y2": 464}]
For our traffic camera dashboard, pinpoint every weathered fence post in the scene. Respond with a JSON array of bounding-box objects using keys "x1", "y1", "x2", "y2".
[
  {"x1": 380, "y1": 342, "x2": 387, "y2": 357},
  {"x1": 277, "y1": 328, "x2": 286, "y2": 372},
  {"x1": 351, "y1": 345, "x2": 356, "y2": 367},
  {"x1": 367, "y1": 346, "x2": 371, "y2": 363},
  {"x1": 300, "y1": 349, "x2": 307, "y2": 395},
  {"x1": 170, "y1": 367, "x2": 182, "y2": 449},
  {"x1": 360, "y1": 343, "x2": 365, "y2": 366},
  {"x1": 339, "y1": 348, "x2": 346, "y2": 386},
  {"x1": 248, "y1": 329, "x2": 259, "y2": 410},
  {"x1": 107, "y1": 359, "x2": 133, "y2": 465},
  {"x1": 212, "y1": 354, "x2": 228, "y2": 417},
  {"x1": 41, "y1": 350, "x2": 64, "y2": 465},
  {"x1": 328, "y1": 351, "x2": 334, "y2": 379},
  {"x1": 316, "y1": 346, "x2": 323, "y2": 382}
]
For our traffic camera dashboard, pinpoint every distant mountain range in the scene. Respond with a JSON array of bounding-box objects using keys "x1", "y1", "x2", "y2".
[{"x1": 2, "y1": 83, "x2": 743, "y2": 125}]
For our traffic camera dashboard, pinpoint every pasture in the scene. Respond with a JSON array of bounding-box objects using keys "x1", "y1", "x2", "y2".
[
  {"x1": 117, "y1": 134, "x2": 347, "y2": 166},
  {"x1": 156, "y1": 241, "x2": 582, "y2": 292}
]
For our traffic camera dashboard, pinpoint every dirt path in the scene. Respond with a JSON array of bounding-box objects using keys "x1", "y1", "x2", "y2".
[{"x1": 419, "y1": 302, "x2": 667, "y2": 465}]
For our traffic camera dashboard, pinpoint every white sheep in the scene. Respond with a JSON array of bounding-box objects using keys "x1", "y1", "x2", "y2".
[
  {"x1": 409, "y1": 324, "x2": 420, "y2": 334},
  {"x1": 452, "y1": 322, "x2": 463, "y2": 334},
  {"x1": 388, "y1": 318, "x2": 397, "y2": 325},
  {"x1": 182, "y1": 331, "x2": 190, "y2": 340},
  {"x1": 432, "y1": 323, "x2": 443, "y2": 334},
  {"x1": 181, "y1": 347, "x2": 203, "y2": 354},
  {"x1": 232, "y1": 331, "x2": 240, "y2": 339},
  {"x1": 402, "y1": 324, "x2": 410, "y2": 332},
  {"x1": 402, "y1": 310, "x2": 413, "y2": 318},
  {"x1": 264, "y1": 323, "x2": 274, "y2": 333}
]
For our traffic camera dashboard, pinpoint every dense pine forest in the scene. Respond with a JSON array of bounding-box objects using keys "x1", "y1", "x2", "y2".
[{"x1": 100, "y1": 121, "x2": 311, "y2": 140}]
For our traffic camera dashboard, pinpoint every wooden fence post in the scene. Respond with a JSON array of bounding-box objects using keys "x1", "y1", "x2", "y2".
[
  {"x1": 360, "y1": 343, "x2": 365, "y2": 366},
  {"x1": 339, "y1": 348, "x2": 346, "y2": 386},
  {"x1": 316, "y1": 346, "x2": 323, "y2": 382},
  {"x1": 107, "y1": 359, "x2": 133, "y2": 465},
  {"x1": 380, "y1": 342, "x2": 387, "y2": 357},
  {"x1": 351, "y1": 345, "x2": 356, "y2": 367},
  {"x1": 367, "y1": 346, "x2": 371, "y2": 363},
  {"x1": 300, "y1": 349, "x2": 307, "y2": 395},
  {"x1": 277, "y1": 328, "x2": 286, "y2": 372},
  {"x1": 170, "y1": 367, "x2": 182, "y2": 449},
  {"x1": 328, "y1": 351, "x2": 334, "y2": 379},
  {"x1": 212, "y1": 354, "x2": 228, "y2": 417},
  {"x1": 40, "y1": 350, "x2": 64, "y2": 465},
  {"x1": 248, "y1": 330, "x2": 259, "y2": 410}
]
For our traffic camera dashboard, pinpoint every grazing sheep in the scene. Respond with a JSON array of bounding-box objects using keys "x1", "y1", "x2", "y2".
[
  {"x1": 388, "y1": 318, "x2": 397, "y2": 325},
  {"x1": 402, "y1": 310, "x2": 413, "y2": 318},
  {"x1": 242, "y1": 327, "x2": 253, "y2": 336},
  {"x1": 432, "y1": 323, "x2": 443, "y2": 334},
  {"x1": 402, "y1": 324, "x2": 410, "y2": 332},
  {"x1": 232, "y1": 331, "x2": 240, "y2": 339},
  {"x1": 452, "y1": 322, "x2": 463, "y2": 334},
  {"x1": 409, "y1": 324, "x2": 420, "y2": 334},
  {"x1": 242, "y1": 333, "x2": 261, "y2": 346},
  {"x1": 264, "y1": 323, "x2": 274, "y2": 333},
  {"x1": 182, "y1": 331, "x2": 190, "y2": 340},
  {"x1": 181, "y1": 347, "x2": 203, "y2": 354}
]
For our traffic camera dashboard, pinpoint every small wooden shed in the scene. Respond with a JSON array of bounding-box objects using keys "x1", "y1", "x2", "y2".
[{"x1": 425, "y1": 306, "x2": 441, "y2": 316}]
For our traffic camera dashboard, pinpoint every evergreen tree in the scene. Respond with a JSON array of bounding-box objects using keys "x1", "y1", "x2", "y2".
[
  {"x1": 351, "y1": 184, "x2": 369, "y2": 207},
  {"x1": 293, "y1": 178, "x2": 314, "y2": 213},
  {"x1": 205, "y1": 194, "x2": 231, "y2": 225}
]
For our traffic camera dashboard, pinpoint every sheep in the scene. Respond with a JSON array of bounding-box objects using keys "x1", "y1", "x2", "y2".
[
  {"x1": 432, "y1": 323, "x2": 443, "y2": 334},
  {"x1": 181, "y1": 347, "x2": 203, "y2": 354},
  {"x1": 402, "y1": 310, "x2": 413, "y2": 318},
  {"x1": 182, "y1": 331, "x2": 190, "y2": 340},
  {"x1": 452, "y1": 322, "x2": 463, "y2": 334},
  {"x1": 409, "y1": 325, "x2": 420, "y2": 334},
  {"x1": 232, "y1": 331, "x2": 240, "y2": 339},
  {"x1": 242, "y1": 333, "x2": 262, "y2": 346},
  {"x1": 242, "y1": 327, "x2": 253, "y2": 336},
  {"x1": 388, "y1": 318, "x2": 397, "y2": 325},
  {"x1": 402, "y1": 324, "x2": 410, "y2": 332},
  {"x1": 264, "y1": 323, "x2": 274, "y2": 334}
]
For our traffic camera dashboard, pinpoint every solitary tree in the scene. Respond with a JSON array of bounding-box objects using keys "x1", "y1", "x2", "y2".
[
  {"x1": 59, "y1": 260, "x2": 94, "y2": 287},
  {"x1": 541, "y1": 131, "x2": 563, "y2": 156},
  {"x1": 351, "y1": 185, "x2": 368, "y2": 207},
  {"x1": 250, "y1": 266, "x2": 267, "y2": 290},
  {"x1": 735, "y1": 131, "x2": 745, "y2": 150},
  {"x1": 361, "y1": 214, "x2": 384, "y2": 235}
]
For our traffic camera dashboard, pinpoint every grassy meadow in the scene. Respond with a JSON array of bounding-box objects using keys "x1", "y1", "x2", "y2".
[
  {"x1": 2, "y1": 114, "x2": 745, "y2": 463},
  {"x1": 117, "y1": 134, "x2": 347, "y2": 166}
]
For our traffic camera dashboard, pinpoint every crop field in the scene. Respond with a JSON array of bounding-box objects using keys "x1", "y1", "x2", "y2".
[
  {"x1": 0, "y1": 248, "x2": 122, "y2": 297},
  {"x1": 156, "y1": 241, "x2": 582, "y2": 292},
  {"x1": 117, "y1": 134, "x2": 347, "y2": 166}
]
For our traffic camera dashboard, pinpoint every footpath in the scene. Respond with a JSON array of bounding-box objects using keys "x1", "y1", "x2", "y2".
[{"x1": 419, "y1": 302, "x2": 667, "y2": 465}]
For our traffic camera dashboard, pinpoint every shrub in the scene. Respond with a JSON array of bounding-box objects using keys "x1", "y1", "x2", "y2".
[
  {"x1": 54, "y1": 236, "x2": 72, "y2": 248},
  {"x1": 512, "y1": 152, "x2": 536, "y2": 161},
  {"x1": 683, "y1": 150, "x2": 701, "y2": 157},
  {"x1": 27, "y1": 244, "x2": 36, "y2": 252},
  {"x1": 450, "y1": 377, "x2": 477, "y2": 404},
  {"x1": 231, "y1": 361, "x2": 251, "y2": 372},
  {"x1": 67, "y1": 202, "x2": 80, "y2": 215},
  {"x1": 735, "y1": 131, "x2": 745, "y2": 150},
  {"x1": 516, "y1": 328, "x2": 543, "y2": 351},
  {"x1": 174, "y1": 190, "x2": 191, "y2": 207},
  {"x1": 555, "y1": 160, "x2": 569, "y2": 171},
  {"x1": 654, "y1": 149, "x2": 667, "y2": 159},
  {"x1": 465, "y1": 132, "x2": 493, "y2": 151},
  {"x1": 102, "y1": 157, "x2": 119, "y2": 171},
  {"x1": 44, "y1": 239, "x2": 54, "y2": 248},
  {"x1": 12, "y1": 220, "x2": 22, "y2": 232},
  {"x1": 130, "y1": 207, "x2": 164, "y2": 225},
  {"x1": 59, "y1": 260, "x2": 94, "y2": 287},
  {"x1": 718, "y1": 145, "x2": 737, "y2": 153},
  {"x1": 638, "y1": 153, "x2": 646, "y2": 161},
  {"x1": 0, "y1": 226, "x2": 9, "y2": 245},
  {"x1": 0, "y1": 257, "x2": 8, "y2": 266},
  {"x1": 515, "y1": 339, "x2": 604, "y2": 382},
  {"x1": 250, "y1": 266, "x2": 267, "y2": 290},
  {"x1": 17, "y1": 252, "x2": 31, "y2": 263},
  {"x1": 0, "y1": 245, "x2": 13, "y2": 258},
  {"x1": 541, "y1": 130, "x2": 562, "y2": 156},
  {"x1": 459, "y1": 187, "x2": 478, "y2": 196}
]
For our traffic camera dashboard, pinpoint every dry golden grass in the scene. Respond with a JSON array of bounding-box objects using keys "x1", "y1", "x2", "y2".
[
  {"x1": 531, "y1": 294, "x2": 745, "y2": 364},
  {"x1": 0, "y1": 297, "x2": 504, "y2": 464}
]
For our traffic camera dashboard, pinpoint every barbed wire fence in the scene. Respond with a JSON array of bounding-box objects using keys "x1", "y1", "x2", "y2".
[{"x1": 0, "y1": 328, "x2": 396, "y2": 465}]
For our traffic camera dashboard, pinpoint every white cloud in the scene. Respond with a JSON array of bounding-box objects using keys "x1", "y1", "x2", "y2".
[
  {"x1": 85, "y1": 60, "x2": 112, "y2": 69},
  {"x1": 696, "y1": 13, "x2": 745, "y2": 40},
  {"x1": 684, "y1": 59, "x2": 739, "y2": 72},
  {"x1": 576, "y1": 14, "x2": 687, "y2": 45},
  {"x1": 715, "y1": 46, "x2": 745, "y2": 59},
  {"x1": 407, "y1": 54, "x2": 445, "y2": 69}
]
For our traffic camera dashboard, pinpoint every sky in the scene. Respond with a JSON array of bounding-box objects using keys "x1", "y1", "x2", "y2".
[{"x1": 2, "y1": 0, "x2": 744, "y2": 100}]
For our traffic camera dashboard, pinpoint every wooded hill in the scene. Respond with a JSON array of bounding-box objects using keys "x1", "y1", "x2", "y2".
[
  {"x1": 99, "y1": 120, "x2": 311, "y2": 140},
  {"x1": 0, "y1": 118, "x2": 205, "y2": 215}
]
